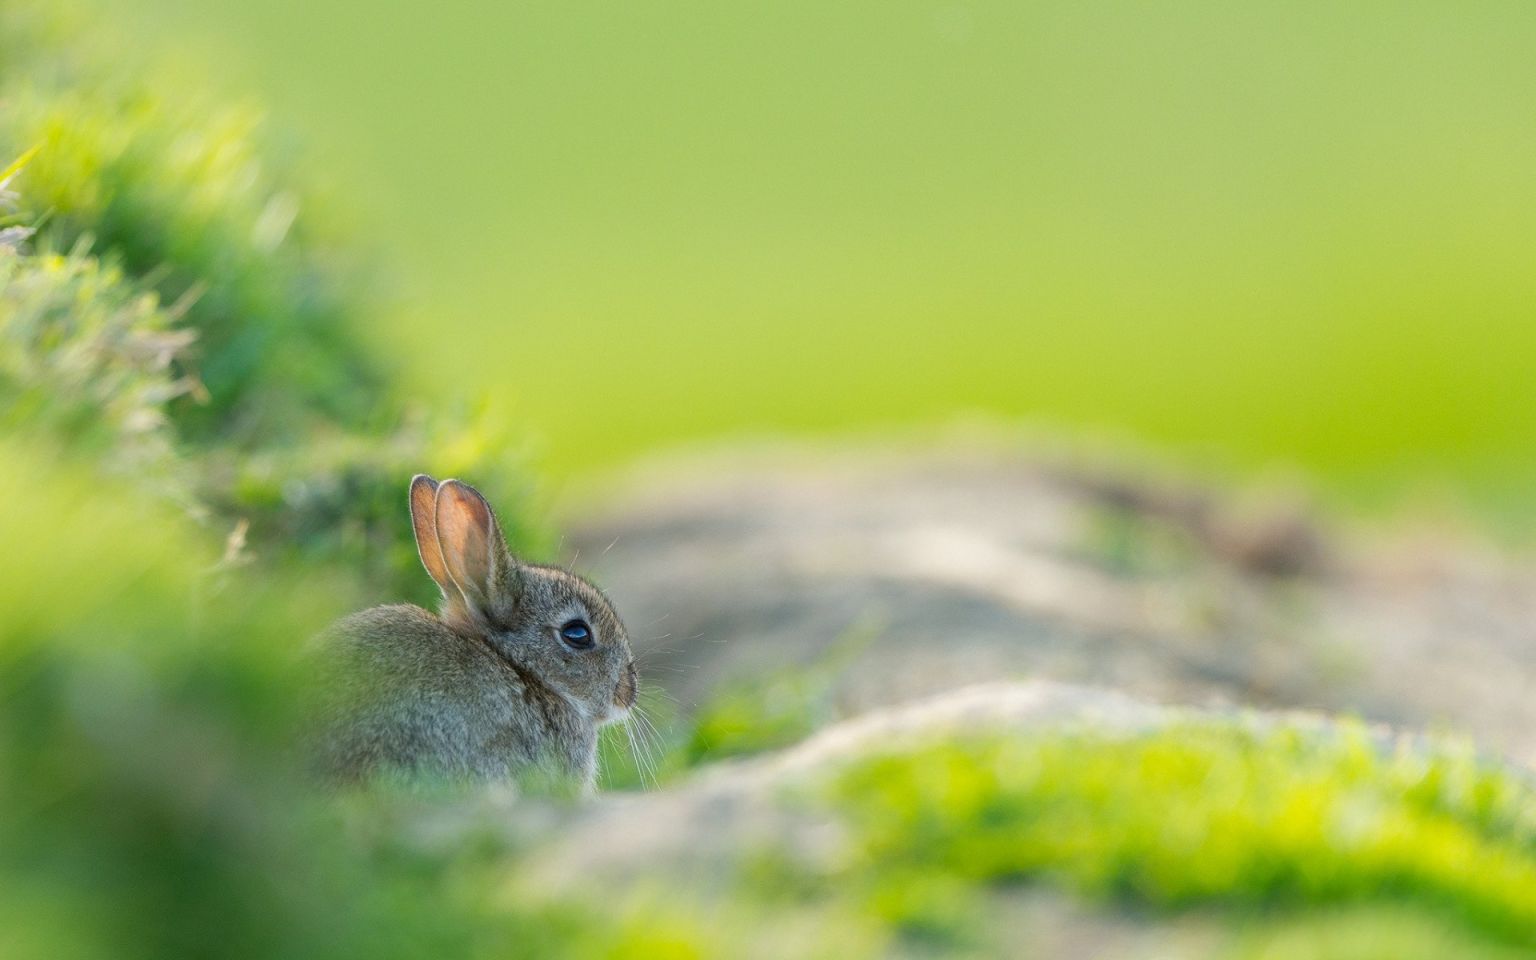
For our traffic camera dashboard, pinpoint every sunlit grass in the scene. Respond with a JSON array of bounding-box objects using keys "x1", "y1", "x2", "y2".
[
  {"x1": 827, "y1": 722, "x2": 1536, "y2": 952},
  {"x1": 0, "y1": 0, "x2": 550, "y2": 604}
]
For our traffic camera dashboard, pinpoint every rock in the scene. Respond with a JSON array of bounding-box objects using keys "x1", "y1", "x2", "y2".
[
  {"x1": 565, "y1": 441, "x2": 1536, "y2": 766},
  {"x1": 527, "y1": 680, "x2": 1353, "y2": 892}
]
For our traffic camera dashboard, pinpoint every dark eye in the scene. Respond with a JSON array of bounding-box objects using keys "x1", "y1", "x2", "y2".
[{"x1": 558, "y1": 619, "x2": 595, "y2": 650}]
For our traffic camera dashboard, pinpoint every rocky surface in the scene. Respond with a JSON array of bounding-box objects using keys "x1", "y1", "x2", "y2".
[
  {"x1": 531, "y1": 681, "x2": 1170, "y2": 890},
  {"x1": 565, "y1": 440, "x2": 1536, "y2": 765},
  {"x1": 528, "y1": 680, "x2": 1362, "y2": 891},
  {"x1": 509, "y1": 680, "x2": 1412, "y2": 959}
]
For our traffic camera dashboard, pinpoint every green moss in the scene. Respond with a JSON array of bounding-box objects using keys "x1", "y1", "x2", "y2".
[
  {"x1": 0, "y1": 0, "x2": 546, "y2": 602},
  {"x1": 1225, "y1": 907, "x2": 1535, "y2": 960},
  {"x1": 0, "y1": 247, "x2": 191, "y2": 496},
  {"x1": 0, "y1": 4, "x2": 380, "y2": 439},
  {"x1": 826, "y1": 723, "x2": 1536, "y2": 951}
]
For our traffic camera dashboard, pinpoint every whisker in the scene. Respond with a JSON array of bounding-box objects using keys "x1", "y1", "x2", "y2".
[
  {"x1": 643, "y1": 686, "x2": 681, "y2": 706},
  {"x1": 625, "y1": 718, "x2": 652, "y2": 789},
  {"x1": 630, "y1": 710, "x2": 659, "y2": 788},
  {"x1": 633, "y1": 708, "x2": 664, "y2": 786}
]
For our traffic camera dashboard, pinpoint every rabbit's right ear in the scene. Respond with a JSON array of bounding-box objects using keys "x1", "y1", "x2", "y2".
[
  {"x1": 433, "y1": 478, "x2": 515, "y2": 627},
  {"x1": 409, "y1": 474, "x2": 454, "y2": 599}
]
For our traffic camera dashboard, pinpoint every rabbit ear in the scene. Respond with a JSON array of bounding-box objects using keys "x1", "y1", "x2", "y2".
[
  {"x1": 409, "y1": 474, "x2": 454, "y2": 598},
  {"x1": 433, "y1": 478, "x2": 514, "y2": 625}
]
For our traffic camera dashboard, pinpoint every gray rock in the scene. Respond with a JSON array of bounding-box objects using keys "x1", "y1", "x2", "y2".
[{"x1": 565, "y1": 440, "x2": 1536, "y2": 766}]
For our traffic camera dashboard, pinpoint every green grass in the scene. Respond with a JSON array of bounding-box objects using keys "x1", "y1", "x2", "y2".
[
  {"x1": 603, "y1": 694, "x2": 1536, "y2": 956},
  {"x1": 0, "y1": 0, "x2": 550, "y2": 604},
  {"x1": 824, "y1": 723, "x2": 1536, "y2": 953},
  {"x1": 0, "y1": 246, "x2": 189, "y2": 491},
  {"x1": 602, "y1": 643, "x2": 1536, "y2": 955},
  {"x1": 1227, "y1": 908, "x2": 1536, "y2": 960}
]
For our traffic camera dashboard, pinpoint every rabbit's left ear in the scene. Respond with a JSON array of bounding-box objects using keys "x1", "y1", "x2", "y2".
[{"x1": 433, "y1": 479, "x2": 516, "y2": 626}]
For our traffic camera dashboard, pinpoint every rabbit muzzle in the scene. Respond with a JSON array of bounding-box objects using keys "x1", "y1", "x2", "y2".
[{"x1": 613, "y1": 660, "x2": 638, "y2": 714}]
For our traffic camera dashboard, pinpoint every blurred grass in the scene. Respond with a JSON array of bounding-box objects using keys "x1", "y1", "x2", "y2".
[
  {"x1": 604, "y1": 655, "x2": 1536, "y2": 956},
  {"x1": 0, "y1": 0, "x2": 549, "y2": 605},
  {"x1": 825, "y1": 723, "x2": 1536, "y2": 954},
  {"x1": 97, "y1": 0, "x2": 1536, "y2": 524},
  {"x1": 598, "y1": 640, "x2": 1536, "y2": 953},
  {"x1": 1228, "y1": 908, "x2": 1535, "y2": 960}
]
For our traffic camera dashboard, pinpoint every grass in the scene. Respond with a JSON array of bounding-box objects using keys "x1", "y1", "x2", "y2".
[
  {"x1": 597, "y1": 682, "x2": 1536, "y2": 956},
  {"x1": 0, "y1": 245, "x2": 191, "y2": 494},
  {"x1": 599, "y1": 639, "x2": 1536, "y2": 955},
  {"x1": 0, "y1": 0, "x2": 550, "y2": 605},
  {"x1": 823, "y1": 722, "x2": 1536, "y2": 954}
]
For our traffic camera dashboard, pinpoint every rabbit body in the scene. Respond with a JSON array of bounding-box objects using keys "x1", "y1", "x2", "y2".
[{"x1": 315, "y1": 477, "x2": 635, "y2": 790}]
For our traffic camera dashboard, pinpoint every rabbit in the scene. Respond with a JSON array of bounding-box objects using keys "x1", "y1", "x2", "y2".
[{"x1": 314, "y1": 475, "x2": 637, "y2": 792}]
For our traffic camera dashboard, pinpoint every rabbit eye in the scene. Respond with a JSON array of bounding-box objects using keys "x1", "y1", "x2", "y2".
[{"x1": 558, "y1": 619, "x2": 595, "y2": 650}]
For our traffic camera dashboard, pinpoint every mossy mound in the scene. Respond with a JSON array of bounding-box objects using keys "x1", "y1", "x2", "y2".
[{"x1": 0, "y1": 0, "x2": 542, "y2": 606}]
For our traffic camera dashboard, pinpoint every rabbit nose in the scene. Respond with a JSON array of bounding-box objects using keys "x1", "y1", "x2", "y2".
[{"x1": 614, "y1": 661, "x2": 637, "y2": 709}]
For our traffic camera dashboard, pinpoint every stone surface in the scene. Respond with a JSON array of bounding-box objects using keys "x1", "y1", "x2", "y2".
[{"x1": 564, "y1": 440, "x2": 1536, "y2": 765}]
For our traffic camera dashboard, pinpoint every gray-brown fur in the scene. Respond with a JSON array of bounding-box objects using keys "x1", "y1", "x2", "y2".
[{"x1": 314, "y1": 476, "x2": 636, "y2": 790}]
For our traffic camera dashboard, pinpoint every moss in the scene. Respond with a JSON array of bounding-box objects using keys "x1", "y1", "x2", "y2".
[
  {"x1": 825, "y1": 722, "x2": 1536, "y2": 952},
  {"x1": 0, "y1": 0, "x2": 546, "y2": 602},
  {"x1": 1224, "y1": 907, "x2": 1535, "y2": 960},
  {"x1": 0, "y1": 247, "x2": 192, "y2": 497},
  {"x1": 0, "y1": 3, "x2": 380, "y2": 439}
]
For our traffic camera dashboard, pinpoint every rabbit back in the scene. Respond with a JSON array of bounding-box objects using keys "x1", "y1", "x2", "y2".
[{"x1": 315, "y1": 604, "x2": 585, "y2": 783}]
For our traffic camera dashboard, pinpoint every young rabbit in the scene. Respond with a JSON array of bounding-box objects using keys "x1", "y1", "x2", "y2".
[{"x1": 315, "y1": 475, "x2": 637, "y2": 791}]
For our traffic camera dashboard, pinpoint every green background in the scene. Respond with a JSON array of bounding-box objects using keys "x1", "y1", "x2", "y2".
[{"x1": 109, "y1": 0, "x2": 1536, "y2": 505}]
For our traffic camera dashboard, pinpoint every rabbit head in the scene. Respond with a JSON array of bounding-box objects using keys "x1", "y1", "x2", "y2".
[{"x1": 409, "y1": 474, "x2": 637, "y2": 726}]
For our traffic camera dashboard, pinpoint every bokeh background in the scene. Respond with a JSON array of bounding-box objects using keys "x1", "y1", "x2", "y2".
[{"x1": 111, "y1": 0, "x2": 1536, "y2": 510}]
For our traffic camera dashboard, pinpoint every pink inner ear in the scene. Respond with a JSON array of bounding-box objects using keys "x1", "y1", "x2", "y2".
[
  {"x1": 434, "y1": 480, "x2": 495, "y2": 602},
  {"x1": 409, "y1": 475, "x2": 451, "y2": 593}
]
